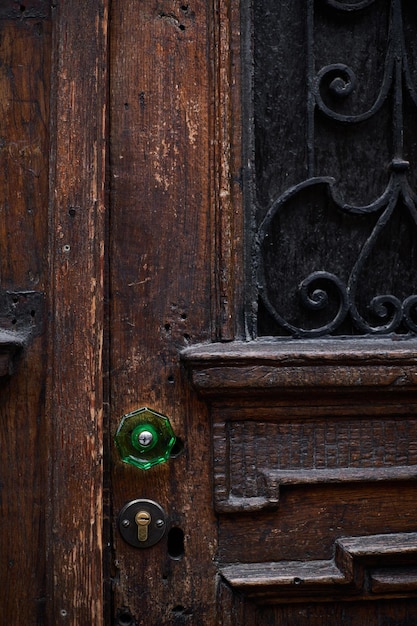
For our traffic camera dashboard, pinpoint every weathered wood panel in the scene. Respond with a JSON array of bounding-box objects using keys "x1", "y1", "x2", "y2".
[
  {"x1": 0, "y1": 10, "x2": 50, "y2": 623},
  {"x1": 184, "y1": 335, "x2": 417, "y2": 621},
  {"x1": 45, "y1": 2, "x2": 108, "y2": 623},
  {"x1": 109, "y1": 1, "x2": 217, "y2": 623},
  {"x1": 255, "y1": 599, "x2": 417, "y2": 626}
]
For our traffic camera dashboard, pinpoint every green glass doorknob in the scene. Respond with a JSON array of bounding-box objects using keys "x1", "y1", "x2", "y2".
[{"x1": 114, "y1": 407, "x2": 176, "y2": 470}]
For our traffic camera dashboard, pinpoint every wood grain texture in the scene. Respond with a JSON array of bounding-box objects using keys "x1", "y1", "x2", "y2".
[
  {"x1": 255, "y1": 599, "x2": 417, "y2": 626},
  {"x1": 105, "y1": 0, "x2": 417, "y2": 623},
  {"x1": 109, "y1": 1, "x2": 217, "y2": 623},
  {"x1": 46, "y1": 2, "x2": 108, "y2": 623},
  {"x1": 370, "y1": 568, "x2": 417, "y2": 594},
  {"x1": 212, "y1": 414, "x2": 417, "y2": 512},
  {"x1": 183, "y1": 338, "x2": 417, "y2": 396},
  {"x1": 212, "y1": 0, "x2": 244, "y2": 340},
  {"x1": 0, "y1": 14, "x2": 50, "y2": 624},
  {"x1": 232, "y1": 591, "x2": 417, "y2": 624},
  {"x1": 195, "y1": 338, "x2": 417, "y2": 617},
  {"x1": 221, "y1": 532, "x2": 417, "y2": 603},
  {"x1": 3, "y1": 0, "x2": 417, "y2": 623},
  {"x1": 218, "y1": 482, "x2": 417, "y2": 564}
]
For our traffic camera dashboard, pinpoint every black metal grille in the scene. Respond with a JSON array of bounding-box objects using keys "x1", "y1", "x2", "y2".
[{"x1": 249, "y1": 0, "x2": 417, "y2": 337}]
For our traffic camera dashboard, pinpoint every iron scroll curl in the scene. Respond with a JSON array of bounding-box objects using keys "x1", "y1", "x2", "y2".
[{"x1": 255, "y1": 0, "x2": 417, "y2": 337}]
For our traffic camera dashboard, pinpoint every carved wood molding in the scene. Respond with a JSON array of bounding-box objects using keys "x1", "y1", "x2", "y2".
[
  {"x1": 182, "y1": 338, "x2": 417, "y2": 397},
  {"x1": 212, "y1": 416, "x2": 417, "y2": 514},
  {"x1": 220, "y1": 532, "x2": 417, "y2": 603},
  {"x1": 182, "y1": 338, "x2": 417, "y2": 513}
]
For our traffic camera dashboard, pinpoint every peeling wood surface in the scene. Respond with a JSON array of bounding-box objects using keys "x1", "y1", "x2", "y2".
[
  {"x1": 45, "y1": 2, "x2": 108, "y2": 624},
  {"x1": 1, "y1": 1, "x2": 417, "y2": 624},
  {"x1": 212, "y1": 0, "x2": 244, "y2": 340},
  {"x1": 109, "y1": 1, "x2": 217, "y2": 624}
]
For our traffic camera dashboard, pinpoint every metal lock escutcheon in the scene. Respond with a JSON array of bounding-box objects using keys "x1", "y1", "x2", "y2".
[{"x1": 117, "y1": 499, "x2": 167, "y2": 548}]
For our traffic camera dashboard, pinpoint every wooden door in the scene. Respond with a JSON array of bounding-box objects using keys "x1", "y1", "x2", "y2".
[
  {"x1": 0, "y1": 2, "x2": 107, "y2": 623},
  {"x1": 104, "y1": 0, "x2": 417, "y2": 622},
  {"x1": 1, "y1": 1, "x2": 417, "y2": 625}
]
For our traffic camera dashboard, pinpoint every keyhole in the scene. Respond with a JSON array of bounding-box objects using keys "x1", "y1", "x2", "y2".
[
  {"x1": 168, "y1": 527, "x2": 185, "y2": 560},
  {"x1": 116, "y1": 609, "x2": 135, "y2": 626},
  {"x1": 135, "y1": 510, "x2": 151, "y2": 542}
]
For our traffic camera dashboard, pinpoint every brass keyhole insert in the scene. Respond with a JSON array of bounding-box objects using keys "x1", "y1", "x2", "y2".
[{"x1": 135, "y1": 510, "x2": 151, "y2": 542}]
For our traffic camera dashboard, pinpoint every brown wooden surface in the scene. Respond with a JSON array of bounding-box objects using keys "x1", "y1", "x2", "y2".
[
  {"x1": 0, "y1": 11, "x2": 50, "y2": 623},
  {"x1": 1, "y1": 2, "x2": 417, "y2": 624},
  {"x1": 212, "y1": 0, "x2": 244, "y2": 340},
  {"x1": 45, "y1": 1, "x2": 108, "y2": 623},
  {"x1": 221, "y1": 532, "x2": 417, "y2": 602},
  {"x1": 109, "y1": 1, "x2": 217, "y2": 623},
  {"x1": 183, "y1": 338, "x2": 417, "y2": 396},
  {"x1": 184, "y1": 335, "x2": 417, "y2": 621},
  {"x1": 254, "y1": 600, "x2": 417, "y2": 626}
]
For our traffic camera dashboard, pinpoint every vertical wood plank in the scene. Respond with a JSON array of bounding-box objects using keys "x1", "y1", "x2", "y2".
[
  {"x1": 0, "y1": 11, "x2": 51, "y2": 623},
  {"x1": 46, "y1": 2, "x2": 108, "y2": 623},
  {"x1": 110, "y1": 0, "x2": 217, "y2": 623},
  {"x1": 212, "y1": 0, "x2": 244, "y2": 340}
]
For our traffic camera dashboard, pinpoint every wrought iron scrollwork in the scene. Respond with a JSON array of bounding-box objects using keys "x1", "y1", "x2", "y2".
[
  {"x1": 255, "y1": 0, "x2": 417, "y2": 337},
  {"x1": 322, "y1": 0, "x2": 377, "y2": 12}
]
